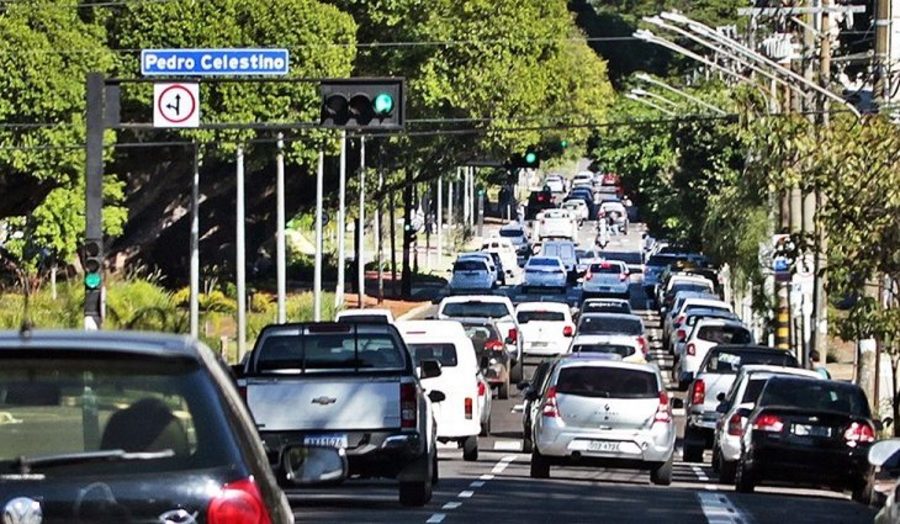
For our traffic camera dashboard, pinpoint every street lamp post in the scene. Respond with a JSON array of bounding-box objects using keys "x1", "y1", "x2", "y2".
[
  {"x1": 625, "y1": 93, "x2": 676, "y2": 116},
  {"x1": 631, "y1": 88, "x2": 679, "y2": 108},
  {"x1": 635, "y1": 73, "x2": 727, "y2": 115}
]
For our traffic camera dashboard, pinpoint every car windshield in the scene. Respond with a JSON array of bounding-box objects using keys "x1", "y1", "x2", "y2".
[
  {"x1": 578, "y1": 316, "x2": 642, "y2": 335},
  {"x1": 499, "y1": 229, "x2": 523, "y2": 238},
  {"x1": 571, "y1": 344, "x2": 634, "y2": 358},
  {"x1": 703, "y1": 350, "x2": 798, "y2": 374},
  {"x1": 590, "y1": 263, "x2": 623, "y2": 274},
  {"x1": 0, "y1": 354, "x2": 238, "y2": 474},
  {"x1": 454, "y1": 260, "x2": 486, "y2": 272},
  {"x1": 529, "y1": 258, "x2": 560, "y2": 267},
  {"x1": 556, "y1": 367, "x2": 657, "y2": 398},
  {"x1": 442, "y1": 302, "x2": 510, "y2": 319},
  {"x1": 255, "y1": 332, "x2": 407, "y2": 371},
  {"x1": 758, "y1": 379, "x2": 871, "y2": 417},
  {"x1": 517, "y1": 311, "x2": 565, "y2": 323},
  {"x1": 696, "y1": 326, "x2": 752, "y2": 345},
  {"x1": 408, "y1": 343, "x2": 458, "y2": 367}
]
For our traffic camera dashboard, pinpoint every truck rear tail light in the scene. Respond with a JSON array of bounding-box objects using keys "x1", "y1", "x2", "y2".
[
  {"x1": 400, "y1": 383, "x2": 417, "y2": 429},
  {"x1": 727, "y1": 413, "x2": 745, "y2": 436},
  {"x1": 686, "y1": 343, "x2": 696, "y2": 356},
  {"x1": 675, "y1": 314, "x2": 685, "y2": 326},
  {"x1": 237, "y1": 384, "x2": 247, "y2": 404},
  {"x1": 691, "y1": 379, "x2": 705, "y2": 405},
  {"x1": 541, "y1": 386, "x2": 560, "y2": 418},
  {"x1": 752, "y1": 412, "x2": 784, "y2": 433},
  {"x1": 653, "y1": 391, "x2": 671, "y2": 424},
  {"x1": 585, "y1": 272, "x2": 593, "y2": 281},
  {"x1": 464, "y1": 397, "x2": 473, "y2": 419},
  {"x1": 619, "y1": 273, "x2": 628, "y2": 282},
  {"x1": 676, "y1": 329, "x2": 686, "y2": 342},
  {"x1": 637, "y1": 336, "x2": 648, "y2": 356},
  {"x1": 507, "y1": 328, "x2": 518, "y2": 344},
  {"x1": 563, "y1": 325, "x2": 574, "y2": 337},
  {"x1": 207, "y1": 477, "x2": 272, "y2": 524},
  {"x1": 844, "y1": 421, "x2": 876, "y2": 446},
  {"x1": 485, "y1": 339, "x2": 505, "y2": 351}
]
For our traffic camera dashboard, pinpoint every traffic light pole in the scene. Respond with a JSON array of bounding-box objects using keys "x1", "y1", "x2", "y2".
[
  {"x1": 401, "y1": 169, "x2": 413, "y2": 299},
  {"x1": 84, "y1": 73, "x2": 105, "y2": 330},
  {"x1": 236, "y1": 147, "x2": 247, "y2": 360},
  {"x1": 357, "y1": 135, "x2": 366, "y2": 308}
]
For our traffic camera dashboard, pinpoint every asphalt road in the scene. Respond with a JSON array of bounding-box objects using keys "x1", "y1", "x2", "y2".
[{"x1": 289, "y1": 221, "x2": 876, "y2": 523}]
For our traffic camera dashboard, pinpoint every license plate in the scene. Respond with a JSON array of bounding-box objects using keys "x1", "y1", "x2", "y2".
[
  {"x1": 587, "y1": 440, "x2": 619, "y2": 453},
  {"x1": 791, "y1": 424, "x2": 831, "y2": 437},
  {"x1": 530, "y1": 342, "x2": 549, "y2": 348},
  {"x1": 303, "y1": 433, "x2": 348, "y2": 448}
]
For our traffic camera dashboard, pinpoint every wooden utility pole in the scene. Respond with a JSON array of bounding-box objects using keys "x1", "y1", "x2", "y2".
[{"x1": 875, "y1": 0, "x2": 891, "y2": 104}]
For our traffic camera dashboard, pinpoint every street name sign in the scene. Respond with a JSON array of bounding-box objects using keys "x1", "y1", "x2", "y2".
[
  {"x1": 154, "y1": 83, "x2": 200, "y2": 128},
  {"x1": 142, "y1": 49, "x2": 290, "y2": 76}
]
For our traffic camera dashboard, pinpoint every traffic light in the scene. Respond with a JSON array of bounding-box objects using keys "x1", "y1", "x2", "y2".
[
  {"x1": 560, "y1": 139, "x2": 569, "y2": 149},
  {"x1": 506, "y1": 146, "x2": 541, "y2": 169},
  {"x1": 404, "y1": 223, "x2": 417, "y2": 245},
  {"x1": 319, "y1": 78, "x2": 405, "y2": 129},
  {"x1": 83, "y1": 239, "x2": 103, "y2": 290}
]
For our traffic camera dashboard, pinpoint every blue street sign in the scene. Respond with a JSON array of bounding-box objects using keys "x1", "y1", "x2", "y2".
[{"x1": 141, "y1": 49, "x2": 289, "y2": 76}]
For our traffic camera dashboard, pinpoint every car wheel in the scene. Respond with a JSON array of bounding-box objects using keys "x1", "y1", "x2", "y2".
[
  {"x1": 480, "y1": 416, "x2": 491, "y2": 437},
  {"x1": 463, "y1": 436, "x2": 479, "y2": 462},
  {"x1": 719, "y1": 457, "x2": 737, "y2": 484},
  {"x1": 498, "y1": 374, "x2": 510, "y2": 400},
  {"x1": 522, "y1": 434, "x2": 533, "y2": 453},
  {"x1": 432, "y1": 449, "x2": 439, "y2": 486},
  {"x1": 682, "y1": 428, "x2": 704, "y2": 463},
  {"x1": 650, "y1": 454, "x2": 673, "y2": 486},
  {"x1": 399, "y1": 478, "x2": 433, "y2": 506},
  {"x1": 734, "y1": 460, "x2": 755, "y2": 493},
  {"x1": 530, "y1": 449, "x2": 550, "y2": 479}
]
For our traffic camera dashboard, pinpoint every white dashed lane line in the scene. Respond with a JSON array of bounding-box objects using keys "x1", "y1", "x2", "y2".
[
  {"x1": 425, "y1": 455, "x2": 517, "y2": 523},
  {"x1": 697, "y1": 491, "x2": 748, "y2": 524}
]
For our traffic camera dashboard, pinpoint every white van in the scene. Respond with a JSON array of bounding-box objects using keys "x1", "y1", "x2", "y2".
[{"x1": 398, "y1": 320, "x2": 482, "y2": 461}]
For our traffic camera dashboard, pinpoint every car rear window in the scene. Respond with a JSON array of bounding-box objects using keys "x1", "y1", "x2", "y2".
[
  {"x1": 499, "y1": 229, "x2": 524, "y2": 238},
  {"x1": 590, "y1": 263, "x2": 624, "y2": 274},
  {"x1": 741, "y1": 378, "x2": 768, "y2": 403},
  {"x1": 0, "y1": 354, "x2": 239, "y2": 474},
  {"x1": 518, "y1": 311, "x2": 566, "y2": 323},
  {"x1": 462, "y1": 325, "x2": 501, "y2": 352},
  {"x1": 670, "y1": 283, "x2": 713, "y2": 297},
  {"x1": 337, "y1": 314, "x2": 389, "y2": 324},
  {"x1": 441, "y1": 302, "x2": 510, "y2": 319},
  {"x1": 571, "y1": 344, "x2": 634, "y2": 358},
  {"x1": 578, "y1": 316, "x2": 642, "y2": 336},
  {"x1": 454, "y1": 260, "x2": 486, "y2": 272},
  {"x1": 255, "y1": 332, "x2": 407, "y2": 372},
  {"x1": 696, "y1": 326, "x2": 752, "y2": 345},
  {"x1": 685, "y1": 304, "x2": 728, "y2": 314},
  {"x1": 408, "y1": 343, "x2": 458, "y2": 368},
  {"x1": 602, "y1": 252, "x2": 642, "y2": 265},
  {"x1": 556, "y1": 367, "x2": 657, "y2": 398},
  {"x1": 530, "y1": 258, "x2": 560, "y2": 267},
  {"x1": 647, "y1": 254, "x2": 680, "y2": 267},
  {"x1": 758, "y1": 379, "x2": 871, "y2": 417},
  {"x1": 703, "y1": 350, "x2": 798, "y2": 374}
]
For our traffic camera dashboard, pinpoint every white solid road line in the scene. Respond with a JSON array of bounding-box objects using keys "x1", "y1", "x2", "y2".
[
  {"x1": 426, "y1": 513, "x2": 446, "y2": 523},
  {"x1": 493, "y1": 440, "x2": 524, "y2": 451},
  {"x1": 696, "y1": 492, "x2": 747, "y2": 524}
]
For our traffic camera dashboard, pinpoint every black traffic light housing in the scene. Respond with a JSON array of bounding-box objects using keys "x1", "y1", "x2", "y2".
[
  {"x1": 83, "y1": 239, "x2": 103, "y2": 290},
  {"x1": 506, "y1": 146, "x2": 541, "y2": 169},
  {"x1": 319, "y1": 78, "x2": 405, "y2": 130}
]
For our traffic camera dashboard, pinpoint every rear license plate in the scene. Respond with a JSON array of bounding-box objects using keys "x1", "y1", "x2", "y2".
[
  {"x1": 303, "y1": 433, "x2": 348, "y2": 449},
  {"x1": 530, "y1": 342, "x2": 549, "y2": 348},
  {"x1": 791, "y1": 424, "x2": 831, "y2": 437},
  {"x1": 587, "y1": 440, "x2": 619, "y2": 453}
]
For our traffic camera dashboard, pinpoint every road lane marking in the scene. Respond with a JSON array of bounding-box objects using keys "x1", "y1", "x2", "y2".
[
  {"x1": 458, "y1": 490, "x2": 475, "y2": 498},
  {"x1": 426, "y1": 513, "x2": 446, "y2": 523},
  {"x1": 442, "y1": 502, "x2": 462, "y2": 510},
  {"x1": 493, "y1": 440, "x2": 523, "y2": 451},
  {"x1": 469, "y1": 480, "x2": 485, "y2": 488},
  {"x1": 691, "y1": 465, "x2": 710, "y2": 481},
  {"x1": 479, "y1": 474, "x2": 494, "y2": 480},
  {"x1": 697, "y1": 492, "x2": 746, "y2": 524},
  {"x1": 491, "y1": 455, "x2": 517, "y2": 474}
]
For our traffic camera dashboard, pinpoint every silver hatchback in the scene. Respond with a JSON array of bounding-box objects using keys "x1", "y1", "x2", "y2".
[{"x1": 529, "y1": 356, "x2": 677, "y2": 485}]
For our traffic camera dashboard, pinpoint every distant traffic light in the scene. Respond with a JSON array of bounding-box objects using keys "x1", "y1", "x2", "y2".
[
  {"x1": 319, "y1": 78, "x2": 405, "y2": 129},
  {"x1": 560, "y1": 139, "x2": 569, "y2": 149},
  {"x1": 83, "y1": 239, "x2": 103, "y2": 290},
  {"x1": 506, "y1": 146, "x2": 541, "y2": 169}
]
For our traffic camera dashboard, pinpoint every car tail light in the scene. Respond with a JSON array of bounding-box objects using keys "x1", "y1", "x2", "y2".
[
  {"x1": 637, "y1": 336, "x2": 648, "y2": 356},
  {"x1": 485, "y1": 339, "x2": 505, "y2": 351},
  {"x1": 477, "y1": 381, "x2": 487, "y2": 397},
  {"x1": 400, "y1": 383, "x2": 417, "y2": 429},
  {"x1": 563, "y1": 325, "x2": 574, "y2": 337},
  {"x1": 674, "y1": 314, "x2": 685, "y2": 327},
  {"x1": 542, "y1": 386, "x2": 560, "y2": 418},
  {"x1": 844, "y1": 421, "x2": 876, "y2": 446},
  {"x1": 676, "y1": 329, "x2": 686, "y2": 342},
  {"x1": 653, "y1": 391, "x2": 671, "y2": 424},
  {"x1": 207, "y1": 477, "x2": 272, "y2": 524},
  {"x1": 619, "y1": 273, "x2": 628, "y2": 282},
  {"x1": 752, "y1": 412, "x2": 784, "y2": 433},
  {"x1": 727, "y1": 413, "x2": 745, "y2": 436},
  {"x1": 585, "y1": 272, "x2": 593, "y2": 281},
  {"x1": 691, "y1": 379, "x2": 705, "y2": 405},
  {"x1": 507, "y1": 328, "x2": 518, "y2": 344},
  {"x1": 464, "y1": 397, "x2": 473, "y2": 419},
  {"x1": 686, "y1": 343, "x2": 696, "y2": 356}
]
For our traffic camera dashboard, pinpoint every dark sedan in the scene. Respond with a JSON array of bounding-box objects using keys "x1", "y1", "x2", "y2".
[
  {"x1": 736, "y1": 375, "x2": 877, "y2": 501},
  {"x1": 0, "y1": 330, "x2": 293, "y2": 523}
]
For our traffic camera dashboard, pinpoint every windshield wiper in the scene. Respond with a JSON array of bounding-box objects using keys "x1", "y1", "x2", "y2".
[{"x1": 11, "y1": 449, "x2": 174, "y2": 474}]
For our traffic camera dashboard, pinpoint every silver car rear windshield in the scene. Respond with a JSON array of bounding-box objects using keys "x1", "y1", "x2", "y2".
[
  {"x1": 256, "y1": 333, "x2": 407, "y2": 372},
  {"x1": 442, "y1": 302, "x2": 509, "y2": 319},
  {"x1": 579, "y1": 316, "x2": 642, "y2": 336},
  {"x1": 556, "y1": 367, "x2": 658, "y2": 398},
  {"x1": 571, "y1": 344, "x2": 634, "y2": 358},
  {"x1": 696, "y1": 326, "x2": 752, "y2": 345}
]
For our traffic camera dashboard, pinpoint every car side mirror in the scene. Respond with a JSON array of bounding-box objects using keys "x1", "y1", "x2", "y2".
[
  {"x1": 524, "y1": 390, "x2": 539, "y2": 402},
  {"x1": 428, "y1": 390, "x2": 446, "y2": 403},
  {"x1": 230, "y1": 364, "x2": 244, "y2": 379},
  {"x1": 419, "y1": 359, "x2": 442, "y2": 380},
  {"x1": 716, "y1": 392, "x2": 726, "y2": 402},
  {"x1": 671, "y1": 398, "x2": 684, "y2": 410}
]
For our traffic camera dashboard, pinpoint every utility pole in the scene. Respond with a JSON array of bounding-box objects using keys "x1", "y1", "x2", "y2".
[
  {"x1": 875, "y1": 0, "x2": 891, "y2": 104},
  {"x1": 313, "y1": 147, "x2": 324, "y2": 321},
  {"x1": 377, "y1": 155, "x2": 384, "y2": 305},
  {"x1": 275, "y1": 134, "x2": 286, "y2": 324},
  {"x1": 358, "y1": 136, "x2": 366, "y2": 308},
  {"x1": 437, "y1": 175, "x2": 443, "y2": 271},
  {"x1": 190, "y1": 143, "x2": 201, "y2": 337},
  {"x1": 83, "y1": 73, "x2": 105, "y2": 331},
  {"x1": 235, "y1": 147, "x2": 247, "y2": 360}
]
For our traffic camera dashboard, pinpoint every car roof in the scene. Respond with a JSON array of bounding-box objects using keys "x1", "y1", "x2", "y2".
[
  {"x1": 499, "y1": 223, "x2": 525, "y2": 231},
  {"x1": 692, "y1": 318, "x2": 746, "y2": 327},
  {"x1": 396, "y1": 320, "x2": 467, "y2": 338},
  {"x1": 740, "y1": 365, "x2": 821, "y2": 380},
  {"x1": 439, "y1": 295, "x2": 513, "y2": 305},
  {"x1": 337, "y1": 308, "x2": 394, "y2": 318},
  {"x1": 572, "y1": 334, "x2": 636, "y2": 344},
  {"x1": 516, "y1": 301, "x2": 571, "y2": 313},
  {"x1": 583, "y1": 298, "x2": 629, "y2": 305},
  {"x1": 0, "y1": 330, "x2": 201, "y2": 360},
  {"x1": 556, "y1": 355, "x2": 656, "y2": 372},
  {"x1": 580, "y1": 312, "x2": 642, "y2": 322},
  {"x1": 684, "y1": 308, "x2": 738, "y2": 319}
]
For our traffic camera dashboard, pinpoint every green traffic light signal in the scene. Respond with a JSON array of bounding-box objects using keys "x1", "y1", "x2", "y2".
[
  {"x1": 524, "y1": 151, "x2": 537, "y2": 165},
  {"x1": 374, "y1": 93, "x2": 394, "y2": 115},
  {"x1": 560, "y1": 139, "x2": 569, "y2": 149},
  {"x1": 84, "y1": 272, "x2": 102, "y2": 290}
]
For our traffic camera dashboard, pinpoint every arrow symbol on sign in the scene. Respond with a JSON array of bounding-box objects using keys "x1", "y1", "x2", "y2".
[{"x1": 166, "y1": 94, "x2": 181, "y2": 115}]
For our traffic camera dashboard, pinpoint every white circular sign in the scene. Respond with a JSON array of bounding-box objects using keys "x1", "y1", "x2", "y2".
[{"x1": 153, "y1": 83, "x2": 200, "y2": 128}]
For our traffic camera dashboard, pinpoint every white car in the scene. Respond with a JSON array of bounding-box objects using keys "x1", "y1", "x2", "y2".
[
  {"x1": 458, "y1": 252, "x2": 501, "y2": 285},
  {"x1": 658, "y1": 274, "x2": 715, "y2": 312},
  {"x1": 544, "y1": 175, "x2": 566, "y2": 193},
  {"x1": 481, "y1": 237, "x2": 519, "y2": 282},
  {"x1": 335, "y1": 308, "x2": 395, "y2": 324},
  {"x1": 561, "y1": 199, "x2": 589, "y2": 224},
  {"x1": 522, "y1": 256, "x2": 567, "y2": 293},
  {"x1": 498, "y1": 223, "x2": 531, "y2": 260},
  {"x1": 663, "y1": 295, "x2": 731, "y2": 349},
  {"x1": 572, "y1": 172, "x2": 593, "y2": 188},
  {"x1": 436, "y1": 295, "x2": 524, "y2": 383},
  {"x1": 535, "y1": 209, "x2": 578, "y2": 241},
  {"x1": 575, "y1": 247, "x2": 603, "y2": 275},
  {"x1": 581, "y1": 298, "x2": 632, "y2": 315},
  {"x1": 516, "y1": 301, "x2": 576, "y2": 357},
  {"x1": 569, "y1": 334, "x2": 646, "y2": 363},
  {"x1": 449, "y1": 257, "x2": 494, "y2": 291},
  {"x1": 398, "y1": 320, "x2": 483, "y2": 461},
  {"x1": 574, "y1": 313, "x2": 648, "y2": 358},
  {"x1": 582, "y1": 260, "x2": 630, "y2": 299},
  {"x1": 674, "y1": 318, "x2": 753, "y2": 388}
]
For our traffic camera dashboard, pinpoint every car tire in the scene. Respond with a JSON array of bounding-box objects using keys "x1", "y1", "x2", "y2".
[
  {"x1": 530, "y1": 450, "x2": 550, "y2": 479},
  {"x1": 399, "y1": 478, "x2": 433, "y2": 507},
  {"x1": 734, "y1": 460, "x2": 755, "y2": 493},
  {"x1": 650, "y1": 454, "x2": 673, "y2": 486},
  {"x1": 510, "y1": 360, "x2": 524, "y2": 383},
  {"x1": 522, "y1": 434, "x2": 533, "y2": 454},
  {"x1": 682, "y1": 428, "x2": 704, "y2": 463},
  {"x1": 719, "y1": 458, "x2": 737, "y2": 484},
  {"x1": 498, "y1": 375, "x2": 510, "y2": 400},
  {"x1": 463, "y1": 436, "x2": 479, "y2": 462},
  {"x1": 480, "y1": 416, "x2": 491, "y2": 437}
]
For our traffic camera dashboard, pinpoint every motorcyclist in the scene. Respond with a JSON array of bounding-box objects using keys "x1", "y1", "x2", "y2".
[{"x1": 596, "y1": 210, "x2": 610, "y2": 248}]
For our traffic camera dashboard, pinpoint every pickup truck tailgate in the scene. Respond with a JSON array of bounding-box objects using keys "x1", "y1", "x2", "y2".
[{"x1": 246, "y1": 375, "x2": 402, "y2": 431}]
